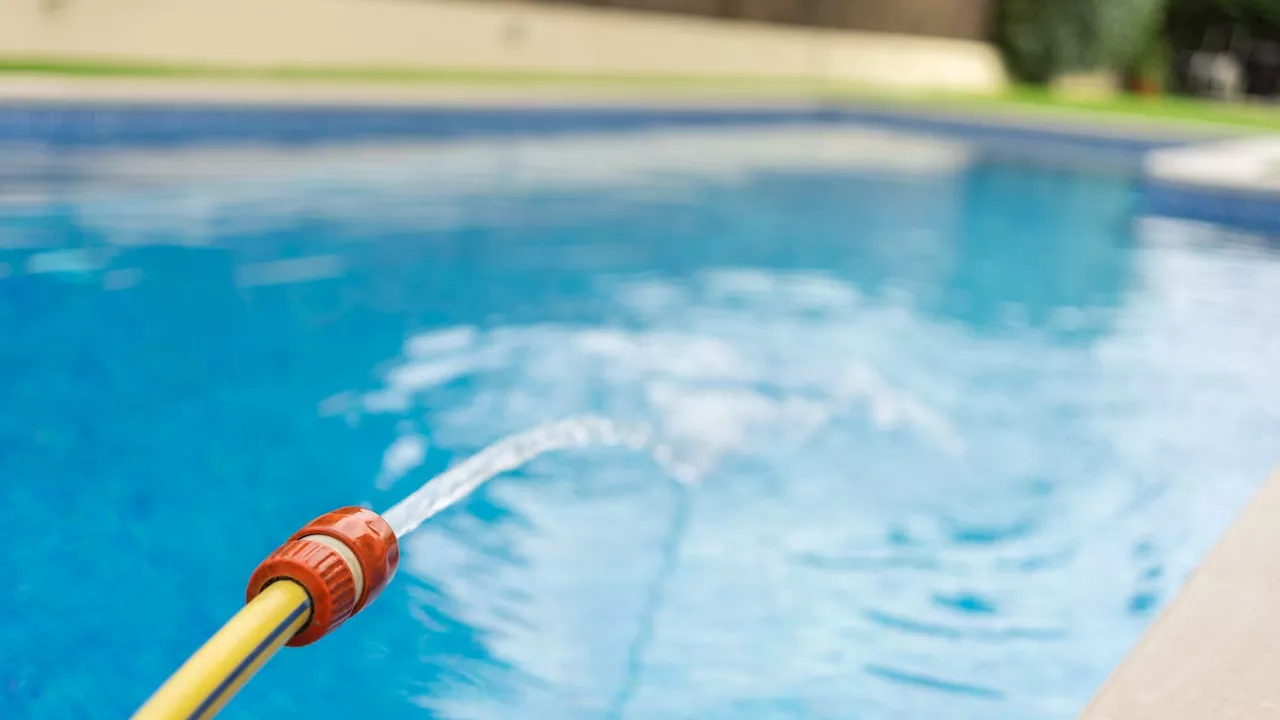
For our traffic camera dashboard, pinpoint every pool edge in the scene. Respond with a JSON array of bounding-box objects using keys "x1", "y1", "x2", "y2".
[{"x1": 1079, "y1": 465, "x2": 1280, "y2": 719}]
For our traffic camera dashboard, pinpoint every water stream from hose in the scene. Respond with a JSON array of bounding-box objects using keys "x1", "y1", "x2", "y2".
[{"x1": 381, "y1": 416, "x2": 654, "y2": 538}]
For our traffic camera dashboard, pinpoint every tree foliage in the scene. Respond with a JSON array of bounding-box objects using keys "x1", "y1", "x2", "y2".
[
  {"x1": 998, "y1": 0, "x2": 1168, "y2": 82},
  {"x1": 1165, "y1": 0, "x2": 1280, "y2": 49}
]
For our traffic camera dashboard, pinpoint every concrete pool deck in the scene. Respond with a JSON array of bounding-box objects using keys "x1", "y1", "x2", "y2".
[
  {"x1": 1147, "y1": 135, "x2": 1280, "y2": 197},
  {"x1": 1080, "y1": 466, "x2": 1280, "y2": 719},
  {"x1": 0, "y1": 74, "x2": 841, "y2": 108}
]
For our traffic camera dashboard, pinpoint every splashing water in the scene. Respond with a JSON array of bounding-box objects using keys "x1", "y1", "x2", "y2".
[{"x1": 382, "y1": 416, "x2": 653, "y2": 538}]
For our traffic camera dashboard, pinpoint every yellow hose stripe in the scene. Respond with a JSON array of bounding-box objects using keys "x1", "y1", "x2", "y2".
[
  {"x1": 187, "y1": 597, "x2": 308, "y2": 720},
  {"x1": 132, "y1": 581, "x2": 311, "y2": 720}
]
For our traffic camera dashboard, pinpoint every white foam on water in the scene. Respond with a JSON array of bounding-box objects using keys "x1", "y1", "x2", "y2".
[{"x1": 376, "y1": 431, "x2": 429, "y2": 491}]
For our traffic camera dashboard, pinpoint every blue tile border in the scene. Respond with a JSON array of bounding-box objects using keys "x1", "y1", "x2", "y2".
[
  {"x1": 838, "y1": 107, "x2": 1280, "y2": 233},
  {"x1": 0, "y1": 102, "x2": 846, "y2": 147},
  {"x1": 2, "y1": 98, "x2": 1274, "y2": 232},
  {"x1": 1141, "y1": 182, "x2": 1280, "y2": 234},
  {"x1": 832, "y1": 106, "x2": 1187, "y2": 157},
  {"x1": 0, "y1": 100, "x2": 1190, "y2": 156}
]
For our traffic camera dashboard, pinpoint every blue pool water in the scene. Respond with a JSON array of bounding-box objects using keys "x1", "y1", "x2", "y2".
[{"x1": 3, "y1": 119, "x2": 1280, "y2": 719}]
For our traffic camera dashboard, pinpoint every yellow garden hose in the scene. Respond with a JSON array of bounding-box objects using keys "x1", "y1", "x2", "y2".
[
  {"x1": 132, "y1": 580, "x2": 311, "y2": 720},
  {"x1": 131, "y1": 507, "x2": 401, "y2": 720}
]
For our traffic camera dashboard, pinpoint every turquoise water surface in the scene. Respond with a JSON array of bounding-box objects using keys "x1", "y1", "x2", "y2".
[{"x1": 2, "y1": 124, "x2": 1280, "y2": 719}]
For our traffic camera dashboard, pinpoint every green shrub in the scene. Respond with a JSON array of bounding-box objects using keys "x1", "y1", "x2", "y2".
[{"x1": 998, "y1": 0, "x2": 1167, "y2": 82}]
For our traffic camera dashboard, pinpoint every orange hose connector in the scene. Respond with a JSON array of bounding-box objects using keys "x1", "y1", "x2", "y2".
[
  {"x1": 247, "y1": 507, "x2": 400, "y2": 646},
  {"x1": 134, "y1": 507, "x2": 401, "y2": 720}
]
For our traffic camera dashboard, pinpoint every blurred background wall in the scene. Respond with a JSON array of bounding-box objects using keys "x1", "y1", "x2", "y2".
[
  {"x1": 5, "y1": 0, "x2": 1274, "y2": 103},
  {"x1": 0, "y1": 0, "x2": 1006, "y2": 93},
  {"x1": 510, "y1": 0, "x2": 993, "y2": 40}
]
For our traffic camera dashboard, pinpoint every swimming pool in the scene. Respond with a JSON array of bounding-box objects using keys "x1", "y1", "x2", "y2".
[{"x1": 2, "y1": 111, "x2": 1279, "y2": 719}]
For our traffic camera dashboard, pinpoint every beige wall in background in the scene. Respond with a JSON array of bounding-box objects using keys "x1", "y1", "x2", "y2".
[
  {"x1": 0, "y1": 0, "x2": 1006, "y2": 93},
  {"x1": 501, "y1": 0, "x2": 994, "y2": 41}
]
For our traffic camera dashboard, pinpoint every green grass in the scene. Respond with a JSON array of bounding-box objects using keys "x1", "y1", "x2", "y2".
[
  {"x1": 0, "y1": 57, "x2": 824, "y2": 88},
  {"x1": 946, "y1": 87, "x2": 1280, "y2": 131},
  {"x1": 4, "y1": 56, "x2": 1280, "y2": 131}
]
